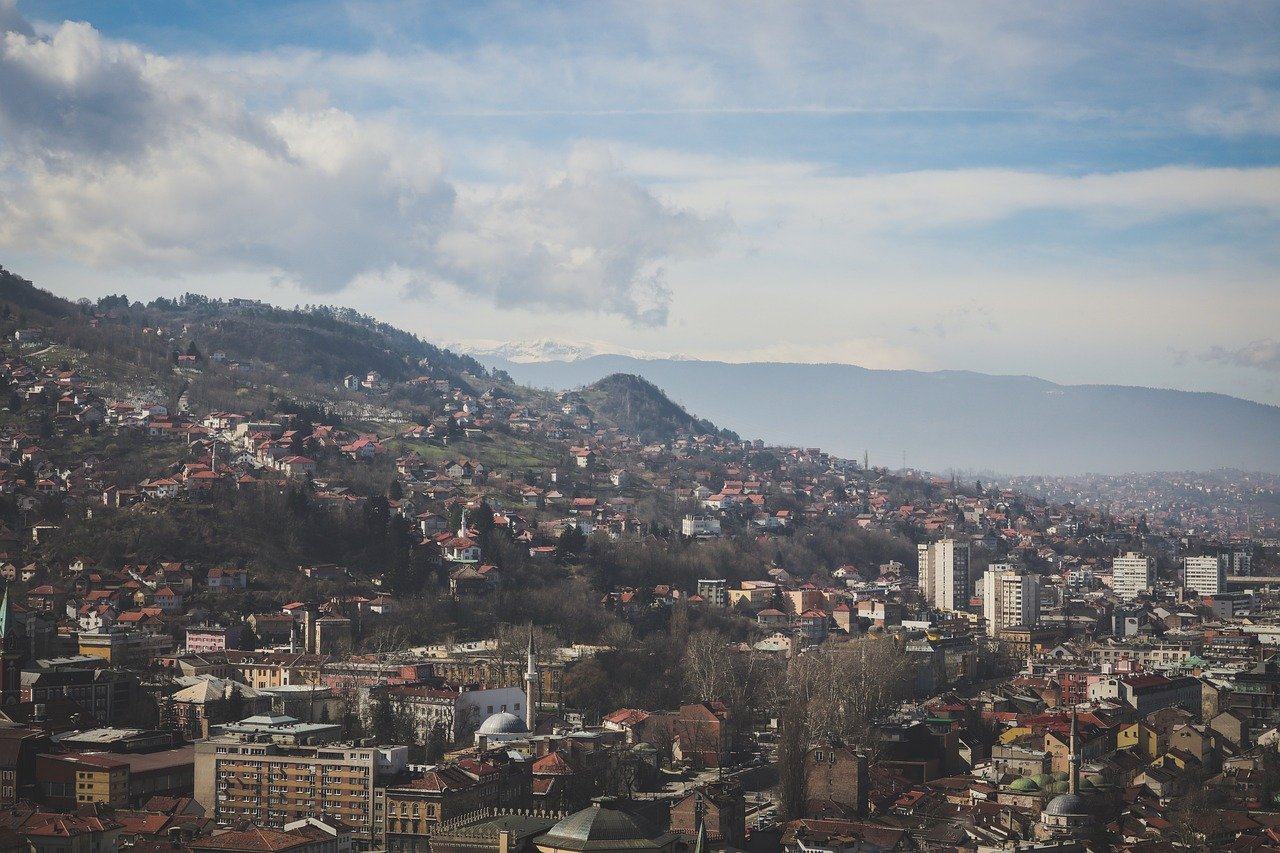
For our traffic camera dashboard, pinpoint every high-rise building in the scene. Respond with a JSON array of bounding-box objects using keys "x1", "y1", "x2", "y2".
[
  {"x1": 1221, "y1": 548, "x2": 1253, "y2": 577},
  {"x1": 1112, "y1": 552, "x2": 1155, "y2": 600},
  {"x1": 983, "y1": 565, "x2": 1040, "y2": 637},
  {"x1": 918, "y1": 539, "x2": 970, "y2": 611},
  {"x1": 1183, "y1": 555, "x2": 1225, "y2": 596}
]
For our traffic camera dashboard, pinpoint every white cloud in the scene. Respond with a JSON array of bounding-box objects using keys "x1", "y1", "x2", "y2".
[{"x1": 0, "y1": 9, "x2": 719, "y2": 323}]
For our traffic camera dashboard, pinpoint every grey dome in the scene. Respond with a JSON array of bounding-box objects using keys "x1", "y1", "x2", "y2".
[
  {"x1": 477, "y1": 711, "x2": 528, "y2": 736},
  {"x1": 539, "y1": 799, "x2": 678, "y2": 850},
  {"x1": 1044, "y1": 793, "x2": 1088, "y2": 816}
]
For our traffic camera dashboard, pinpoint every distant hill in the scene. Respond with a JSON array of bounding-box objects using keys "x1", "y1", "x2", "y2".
[
  {"x1": 478, "y1": 354, "x2": 1280, "y2": 475},
  {"x1": 579, "y1": 373, "x2": 737, "y2": 444},
  {"x1": 0, "y1": 266, "x2": 79, "y2": 321},
  {"x1": 0, "y1": 271, "x2": 494, "y2": 401}
]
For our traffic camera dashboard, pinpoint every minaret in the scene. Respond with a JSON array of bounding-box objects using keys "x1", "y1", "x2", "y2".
[
  {"x1": 524, "y1": 624, "x2": 538, "y2": 731},
  {"x1": 0, "y1": 586, "x2": 21, "y2": 700},
  {"x1": 1068, "y1": 706, "x2": 1079, "y2": 796}
]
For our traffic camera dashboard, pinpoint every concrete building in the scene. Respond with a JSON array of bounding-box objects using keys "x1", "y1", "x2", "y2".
[
  {"x1": 918, "y1": 539, "x2": 970, "y2": 612},
  {"x1": 680, "y1": 516, "x2": 721, "y2": 538},
  {"x1": 193, "y1": 718, "x2": 408, "y2": 842},
  {"x1": 982, "y1": 565, "x2": 1040, "y2": 638},
  {"x1": 1183, "y1": 555, "x2": 1225, "y2": 596},
  {"x1": 1112, "y1": 552, "x2": 1155, "y2": 601},
  {"x1": 695, "y1": 579, "x2": 727, "y2": 608}
]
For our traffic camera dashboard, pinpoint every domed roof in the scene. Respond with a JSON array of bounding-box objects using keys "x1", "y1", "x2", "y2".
[
  {"x1": 1030, "y1": 773, "x2": 1054, "y2": 786},
  {"x1": 1009, "y1": 778, "x2": 1039, "y2": 792},
  {"x1": 1048, "y1": 781, "x2": 1069, "y2": 794},
  {"x1": 477, "y1": 711, "x2": 528, "y2": 736},
  {"x1": 539, "y1": 799, "x2": 679, "y2": 850},
  {"x1": 1052, "y1": 771, "x2": 1069, "y2": 782},
  {"x1": 1044, "y1": 793, "x2": 1088, "y2": 816}
]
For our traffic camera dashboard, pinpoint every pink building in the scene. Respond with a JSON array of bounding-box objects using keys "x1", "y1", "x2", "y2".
[{"x1": 185, "y1": 624, "x2": 244, "y2": 654}]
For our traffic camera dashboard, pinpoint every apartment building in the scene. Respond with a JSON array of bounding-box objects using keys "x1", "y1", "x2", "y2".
[
  {"x1": 982, "y1": 565, "x2": 1040, "y2": 637},
  {"x1": 1112, "y1": 552, "x2": 1156, "y2": 600},
  {"x1": 696, "y1": 579, "x2": 728, "y2": 608},
  {"x1": 918, "y1": 539, "x2": 970, "y2": 612},
  {"x1": 1183, "y1": 555, "x2": 1225, "y2": 596},
  {"x1": 194, "y1": 716, "x2": 408, "y2": 843}
]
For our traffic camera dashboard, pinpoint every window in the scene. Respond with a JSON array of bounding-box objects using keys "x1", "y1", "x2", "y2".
[{"x1": 814, "y1": 751, "x2": 823, "y2": 761}]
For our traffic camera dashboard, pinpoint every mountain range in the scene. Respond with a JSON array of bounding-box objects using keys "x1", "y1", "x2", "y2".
[{"x1": 471, "y1": 353, "x2": 1280, "y2": 476}]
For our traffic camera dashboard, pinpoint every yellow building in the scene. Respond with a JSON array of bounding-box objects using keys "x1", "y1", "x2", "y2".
[{"x1": 37, "y1": 753, "x2": 130, "y2": 808}]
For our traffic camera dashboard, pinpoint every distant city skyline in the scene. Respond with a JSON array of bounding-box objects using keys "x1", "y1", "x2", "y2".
[{"x1": 1, "y1": 1, "x2": 1278, "y2": 404}]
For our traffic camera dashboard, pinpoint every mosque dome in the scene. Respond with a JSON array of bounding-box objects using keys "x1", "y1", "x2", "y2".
[
  {"x1": 477, "y1": 711, "x2": 529, "y2": 736},
  {"x1": 1044, "y1": 793, "x2": 1088, "y2": 817}
]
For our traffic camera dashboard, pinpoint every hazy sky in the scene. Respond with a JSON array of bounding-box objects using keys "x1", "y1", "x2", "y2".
[{"x1": 2, "y1": 1, "x2": 1278, "y2": 403}]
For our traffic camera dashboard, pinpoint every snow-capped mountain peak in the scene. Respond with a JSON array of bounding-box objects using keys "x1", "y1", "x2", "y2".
[{"x1": 442, "y1": 338, "x2": 693, "y2": 363}]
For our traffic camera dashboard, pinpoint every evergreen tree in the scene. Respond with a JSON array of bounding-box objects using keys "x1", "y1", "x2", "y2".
[
  {"x1": 370, "y1": 690, "x2": 399, "y2": 744},
  {"x1": 226, "y1": 684, "x2": 245, "y2": 721}
]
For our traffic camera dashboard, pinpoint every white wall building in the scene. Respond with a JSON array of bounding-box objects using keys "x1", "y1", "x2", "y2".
[
  {"x1": 682, "y1": 516, "x2": 722, "y2": 538},
  {"x1": 1112, "y1": 552, "x2": 1155, "y2": 601},
  {"x1": 1183, "y1": 555, "x2": 1225, "y2": 596},
  {"x1": 918, "y1": 539, "x2": 971, "y2": 611},
  {"x1": 983, "y1": 565, "x2": 1040, "y2": 637}
]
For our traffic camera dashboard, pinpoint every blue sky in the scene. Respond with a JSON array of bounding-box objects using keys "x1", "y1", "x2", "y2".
[{"x1": 2, "y1": 0, "x2": 1278, "y2": 403}]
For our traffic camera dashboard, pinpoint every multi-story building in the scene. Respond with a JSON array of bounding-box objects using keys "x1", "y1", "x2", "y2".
[
  {"x1": 194, "y1": 724, "x2": 409, "y2": 843},
  {"x1": 1111, "y1": 552, "x2": 1155, "y2": 600},
  {"x1": 35, "y1": 753, "x2": 129, "y2": 809},
  {"x1": 1220, "y1": 547, "x2": 1253, "y2": 576},
  {"x1": 982, "y1": 565, "x2": 1040, "y2": 637},
  {"x1": 1089, "y1": 639, "x2": 1201, "y2": 669},
  {"x1": 376, "y1": 684, "x2": 528, "y2": 744},
  {"x1": 423, "y1": 658, "x2": 564, "y2": 711},
  {"x1": 382, "y1": 756, "x2": 529, "y2": 853},
  {"x1": 696, "y1": 579, "x2": 728, "y2": 608},
  {"x1": 670, "y1": 782, "x2": 745, "y2": 847},
  {"x1": 997, "y1": 625, "x2": 1063, "y2": 663},
  {"x1": 1183, "y1": 555, "x2": 1225, "y2": 596},
  {"x1": 20, "y1": 659, "x2": 138, "y2": 726},
  {"x1": 918, "y1": 539, "x2": 970, "y2": 611},
  {"x1": 681, "y1": 516, "x2": 721, "y2": 538},
  {"x1": 186, "y1": 624, "x2": 246, "y2": 654}
]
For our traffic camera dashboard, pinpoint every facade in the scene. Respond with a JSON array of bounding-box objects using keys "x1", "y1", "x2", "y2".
[
  {"x1": 918, "y1": 539, "x2": 970, "y2": 612},
  {"x1": 426, "y1": 658, "x2": 565, "y2": 710},
  {"x1": 1183, "y1": 555, "x2": 1225, "y2": 596},
  {"x1": 680, "y1": 516, "x2": 721, "y2": 538},
  {"x1": 382, "y1": 758, "x2": 529, "y2": 853},
  {"x1": 186, "y1": 624, "x2": 245, "y2": 654},
  {"x1": 35, "y1": 753, "x2": 129, "y2": 809},
  {"x1": 982, "y1": 565, "x2": 1040, "y2": 637},
  {"x1": 803, "y1": 745, "x2": 868, "y2": 819},
  {"x1": 381, "y1": 684, "x2": 528, "y2": 743},
  {"x1": 1112, "y1": 552, "x2": 1155, "y2": 600},
  {"x1": 695, "y1": 579, "x2": 727, "y2": 608},
  {"x1": 669, "y1": 782, "x2": 745, "y2": 846},
  {"x1": 193, "y1": 729, "x2": 408, "y2": 842}
]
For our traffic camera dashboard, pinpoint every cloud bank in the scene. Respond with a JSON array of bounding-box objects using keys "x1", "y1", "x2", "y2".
[
  {"x1": 1202, "y1": 340, "x2": 1280, "y2": 372},
  {"x1": 0, "y1": 4, "x2": 717, "y2": 325}
]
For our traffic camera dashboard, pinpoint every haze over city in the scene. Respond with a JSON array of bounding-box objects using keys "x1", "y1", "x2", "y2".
[{"x1": 2, "y1": 0, "x2": 1278, "y2": 406}]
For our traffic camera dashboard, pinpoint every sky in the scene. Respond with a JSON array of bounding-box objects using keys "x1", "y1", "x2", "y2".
[{"x1": 1, "y1": 1, "x2": 1278, "y2": 403}]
